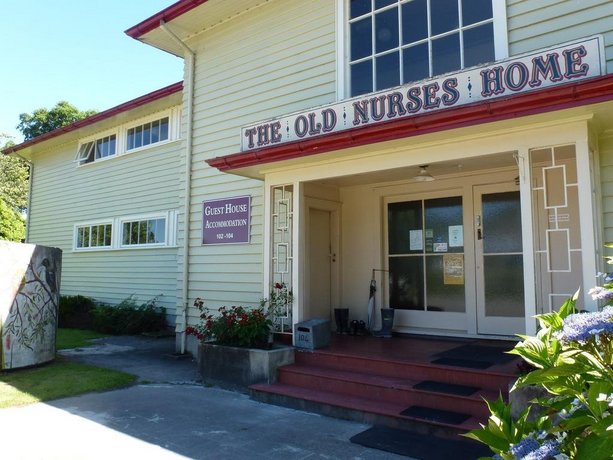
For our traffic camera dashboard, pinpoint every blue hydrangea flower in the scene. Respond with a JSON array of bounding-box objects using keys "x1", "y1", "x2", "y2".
[
  {"x1": 558, "y1": 306, "x2": 613, "y2": 342},
  {"x1": 588, "y1": 286, "x2": 613, "y2": 302},
  {"x1": 522, "y1": 440, "x2": 559, "y2": 460},
  {"x1": 510, "y1": 438, "x2": 540, "y2": 458}
]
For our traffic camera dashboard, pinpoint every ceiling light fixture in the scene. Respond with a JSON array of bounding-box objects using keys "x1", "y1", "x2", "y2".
[{"x1": 413, "y1": 165, "x2": 435, "y2": 182}]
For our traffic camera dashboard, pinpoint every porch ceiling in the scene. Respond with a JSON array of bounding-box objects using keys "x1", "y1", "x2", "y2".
[{"x1": 310, "y1": 151, "x2": 518, "y2": 188}]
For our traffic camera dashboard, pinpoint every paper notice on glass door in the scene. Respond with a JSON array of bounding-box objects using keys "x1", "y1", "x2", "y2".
[
  {"x1": 409, "y1": 230, "x2": 423, "y2": 250},
  {"x1": 448, "y1": 225, "x2": 463, "y2": 248},
  {"x1": 443, "y1": 254, "x2": 464, "y2": 285}
]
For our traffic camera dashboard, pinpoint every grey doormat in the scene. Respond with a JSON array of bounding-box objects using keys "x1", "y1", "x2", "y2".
[
  {"x1": 434, "y1": 343, "x2": 517, "y2": 365},
  {"x1": 350, "y1": 425, "x2": 491, "y2": 459},
  {"x1": 413, "y1": 380, "x2": 480, "y2": 396},
  {"x1": 400, "y1": 405, "x2": 471, "y2": 425}
]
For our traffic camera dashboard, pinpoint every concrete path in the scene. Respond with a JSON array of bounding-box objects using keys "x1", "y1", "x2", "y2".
[{"x1": 0, "y1": 336, "x2": 406, "y2": 459}]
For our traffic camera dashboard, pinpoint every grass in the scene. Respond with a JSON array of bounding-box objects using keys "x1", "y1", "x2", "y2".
[
  {"x1": 0, "y1": 358, "x2": 136, "y2": 408},
  {"x1": 56, "y1": 328, "x2": 107, "y2": 350}
]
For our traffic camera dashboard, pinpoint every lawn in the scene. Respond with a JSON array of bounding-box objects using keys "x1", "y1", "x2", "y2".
[
  {"x1": 0, "y1": 358, "x2": 136, "y2": 408},
  {"x1": 56, "y1": 328, "x2": 107, "y2": 350}
]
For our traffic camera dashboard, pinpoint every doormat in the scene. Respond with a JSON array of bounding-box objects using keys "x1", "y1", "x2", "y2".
[
  {"x1": 433, "y1": 344, "x2": 517, "y2": 365},
  {"x1": 400, "y1": 405, "x2": 471, "y2": 425},
  {"x1": 430, "y1": 357, "x2": 493, "y2": 369},
  {"x1": 350, "y1": 425, "x2": 491, "y2": 460},
  {"x1": 413, "y1": 380, "x2": 480, "y2": 396}
]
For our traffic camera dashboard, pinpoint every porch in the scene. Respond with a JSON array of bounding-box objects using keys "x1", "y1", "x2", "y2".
[{"x1": 252, "y1": 334, "x2": 520, "y2": 441}]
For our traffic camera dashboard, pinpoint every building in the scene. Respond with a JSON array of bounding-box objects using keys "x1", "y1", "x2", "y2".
[{"x1": 5, "y1": 0, "x2": 613, "y2": 356}]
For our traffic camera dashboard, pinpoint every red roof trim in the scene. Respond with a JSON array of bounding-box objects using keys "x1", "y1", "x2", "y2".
[
  {"x1": 125, "y1": 0, "x2": 208, "y2": 39},
  {"x1": 3, "y1": 82, "x2": 183, "y2": 155},
  {"x1": 206, "y1": 75, "x2": 613, "y2": 172}
]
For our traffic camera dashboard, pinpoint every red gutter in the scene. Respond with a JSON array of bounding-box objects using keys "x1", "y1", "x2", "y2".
[
  {"x1": 3, "y1": 82, "x2": 183, "y2": 155},
  {"x1": 207, "y1": 74, "x2": 613, "y2": 172},
  {"x1": 125, "y1": 0, "x2": 208, "y2": 39}
]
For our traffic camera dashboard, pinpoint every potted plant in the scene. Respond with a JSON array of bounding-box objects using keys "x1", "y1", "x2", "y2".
[{"x1": 186, "y1": 298, "x2": 294, "y2": 390}]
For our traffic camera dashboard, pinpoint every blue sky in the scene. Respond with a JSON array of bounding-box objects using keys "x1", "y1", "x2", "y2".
[{"x1": 0, "y1": 1, "x2": 183, "y2": 143}]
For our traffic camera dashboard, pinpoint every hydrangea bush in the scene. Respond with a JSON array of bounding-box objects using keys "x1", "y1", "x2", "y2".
[{"x1": 465, "y1": 289, "x2": 613, "y2": 459}]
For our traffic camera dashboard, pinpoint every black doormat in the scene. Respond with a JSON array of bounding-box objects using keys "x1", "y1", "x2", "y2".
[
  {"x1": 431, "y1": 357, "x2": 493, "y2": 369},
  {"x1": 434, "y1": 343, "x2": 517, "y2": 365},
  {"x1": 413, "y1": 380, "x2": 480, "y2": 396},
  {"x1": 400, "y1": 405, "x2": 471, "y2": 425},
  {"x1": 350, "y1": 425, "x2": 491, "y2": 460}
]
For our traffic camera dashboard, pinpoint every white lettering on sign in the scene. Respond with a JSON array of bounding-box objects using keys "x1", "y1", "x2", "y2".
[{"x1": 240, "y1": 37, "x2": 604, "y2": 152}]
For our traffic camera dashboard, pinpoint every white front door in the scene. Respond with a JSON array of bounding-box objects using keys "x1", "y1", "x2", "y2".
[
  {"x1": 307, "y1": 208, "x2": 332, "y2": 321},
  {"x1": 474, "y1": 184, "x2": 525, "y2": 335}
]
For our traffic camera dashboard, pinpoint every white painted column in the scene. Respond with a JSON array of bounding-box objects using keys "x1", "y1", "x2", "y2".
[
  {"x1": 292, "y1": 181, "x2": 305, "y2": 345},
  {"x1": 518, "y1": 146, "x2": 537, "y2": 336},
  {"x1": 263, "y1": 179, "x2": 272, "y2": 299},
  {"x1": 576, "y1": 128, "x2": 599, "y2": 312}
]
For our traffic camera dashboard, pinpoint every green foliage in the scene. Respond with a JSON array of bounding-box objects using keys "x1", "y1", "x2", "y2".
[
  {"x1": 0, "y1": 148, "x2": 29, "y2": 213},
  {"x1": 0, "y1": 197, "x2": 25, "y2": 242},
  {"x1": 187, "y1": 298, "x2": 273, "y2": 349},
  {"x1": 0, "y1": 358, "x2": 135, "y2": 408},
  {"x1": 17, "y1": 101, "x2": 96, "y2": 140},
  {"x1": 91, "y1": 295, "x2": 166, "y2": 335},
  {"x1": 466, "y1": 290, "x2": 613, "y2": 459},
  {"x1": 58, "y1": 295, "x2": 96, "y2": 329},
  {"x1": 55, "y1": 328, "x2": 107, "y2": 350}
]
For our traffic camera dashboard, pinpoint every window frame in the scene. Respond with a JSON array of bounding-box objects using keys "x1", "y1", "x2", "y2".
[
  {"x1": 74, "y1": 129, "x2": 118, "y2": 166},
  {"x1": 124, "y1": 110, "x2": 175, "y2": 154},
  {"x1": 119, "y1": 213, "x2": 169, "y2": 248},
  {"x1": 339, "y1": 0, "x2": 508, "y2": 98},
  {"x1": 74, "y1": 107, "x2": 181, "y2": 168},
  {"x1": 72, "y1": 211, "x2": 177, "y2": 251},
  {"x1": 73, "y1": 220, "x2": 114, "y2": 251}
]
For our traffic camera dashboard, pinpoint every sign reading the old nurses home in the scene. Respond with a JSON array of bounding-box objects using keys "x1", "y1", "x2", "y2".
[{"x1": 241, "y1": 36, "x2": 604, "y2": 152}]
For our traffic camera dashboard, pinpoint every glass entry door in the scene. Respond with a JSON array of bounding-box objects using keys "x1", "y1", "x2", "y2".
[{"x1": 474, "y1": 184, "x2": 525, "y2": 335}]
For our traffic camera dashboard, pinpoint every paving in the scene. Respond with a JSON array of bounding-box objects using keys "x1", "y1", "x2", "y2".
[{"x1": 0, "y1": 335, "x2": 406, "y2": 460}]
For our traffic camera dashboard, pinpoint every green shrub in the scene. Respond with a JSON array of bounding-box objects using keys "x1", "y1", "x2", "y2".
[
  {"x1": 91, "y1": 295, "x2": 166, "y2": 335},
  {"x1": 58, "y1": 295, "x2": 96, "y2": 329}
]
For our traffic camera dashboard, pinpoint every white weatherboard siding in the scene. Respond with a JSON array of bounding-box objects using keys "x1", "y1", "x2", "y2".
[
  {"x1": 507, "y1": 0, "x2": 613, "y2": 72},
  {"x1": 600, "y1": 133, "x2": 613, "y2": 247},
  {"x1": 180, "y1": 0, "x2": 336, "y2": 325},
  {"x1": 27, "y1": 129, "x2": 182, "y2": 322}
]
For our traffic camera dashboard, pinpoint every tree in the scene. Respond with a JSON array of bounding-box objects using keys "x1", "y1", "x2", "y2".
[
  {"x1": 0, "y1": 137, "x2": 29, "y2": 212},
  {"x1": 17, "y1": 101, "x2": 96, "y2": 141},
  {"x1": 0, "y1": 197, "x2": 25, "y2": 242}
]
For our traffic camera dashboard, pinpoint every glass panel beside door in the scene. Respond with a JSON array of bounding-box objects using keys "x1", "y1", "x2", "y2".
[{"x1": 388, "y1": 196, "x2": 465, "y2": 314}]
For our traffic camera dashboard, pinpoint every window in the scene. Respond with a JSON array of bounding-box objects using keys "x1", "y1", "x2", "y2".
[
  {"x1": 75, "y1": 134, "x2": 117, "y2": 165},
  {"x1": 121, "y1": 217, "x2": 166, "y2": 246},
  {"x1": 387, "y1": 196, "x2": 465, "y2": 312},
  {"x1": 348, "y1": 0, "x2": 498, "y2": 97},
  {"x1": 126, "y1": 117, "x2": 169, "y2": 151},
  {"x1": 74, "y1": 211, "x2": 176, "y2": 251},
  {"x1": 76, "y1": 223, "x2": 113, "y2": 249}
]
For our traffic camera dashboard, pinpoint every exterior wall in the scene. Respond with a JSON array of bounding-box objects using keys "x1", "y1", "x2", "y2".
[
  {"x1": 27, "y1": 115, "x2": 182, "y2": 321},
  {"x1": 507, "y1": 0, "x2": 613, "y2": 73},
  {"x1": 600, "y1": 133, "x2": 613, "y2": 249},
  {"x1": 181, "y1": 0, "x2": 336, "y2": 324}
]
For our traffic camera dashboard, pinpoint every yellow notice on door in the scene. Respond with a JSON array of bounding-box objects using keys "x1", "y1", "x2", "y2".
[{"x1": 443, "y1": 254, "x2": 464, "y2": 285}]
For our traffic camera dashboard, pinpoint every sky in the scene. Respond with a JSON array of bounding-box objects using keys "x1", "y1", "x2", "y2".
[{"x1": 0, "y1": 1, "x2": 184, "y2": 144}]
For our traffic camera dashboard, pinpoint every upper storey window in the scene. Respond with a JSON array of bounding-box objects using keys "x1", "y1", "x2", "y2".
[
  {"x1": 76, "y1": 134, "x2": 117, "y2": 165},
  {"x1": 126, "y1": 116, "x2": 169, "y2": 151},
  {"x1": 348, "y1": 0, "x2": 499, "y2": 97}
]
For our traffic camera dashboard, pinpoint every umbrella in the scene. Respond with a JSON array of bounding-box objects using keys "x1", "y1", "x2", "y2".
[{"x1": 367, "y1": 277, "x2": 376, "y2": 331}]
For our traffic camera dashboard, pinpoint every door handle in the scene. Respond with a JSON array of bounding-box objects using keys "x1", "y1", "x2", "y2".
[{"x1": 477, "y1": 228, "x2": 483, "y2": 240}]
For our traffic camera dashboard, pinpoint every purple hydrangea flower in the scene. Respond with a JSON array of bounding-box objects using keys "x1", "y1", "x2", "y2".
[
  {"x1": 558, "y1": 306, "x2": 613, "y2": 342},
  {"x1": 588, "y1": 286, "x2": 613, "y2": 302},
  {"x1": 510, "y1": 438, "x2": 540, "y2": 458}
]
